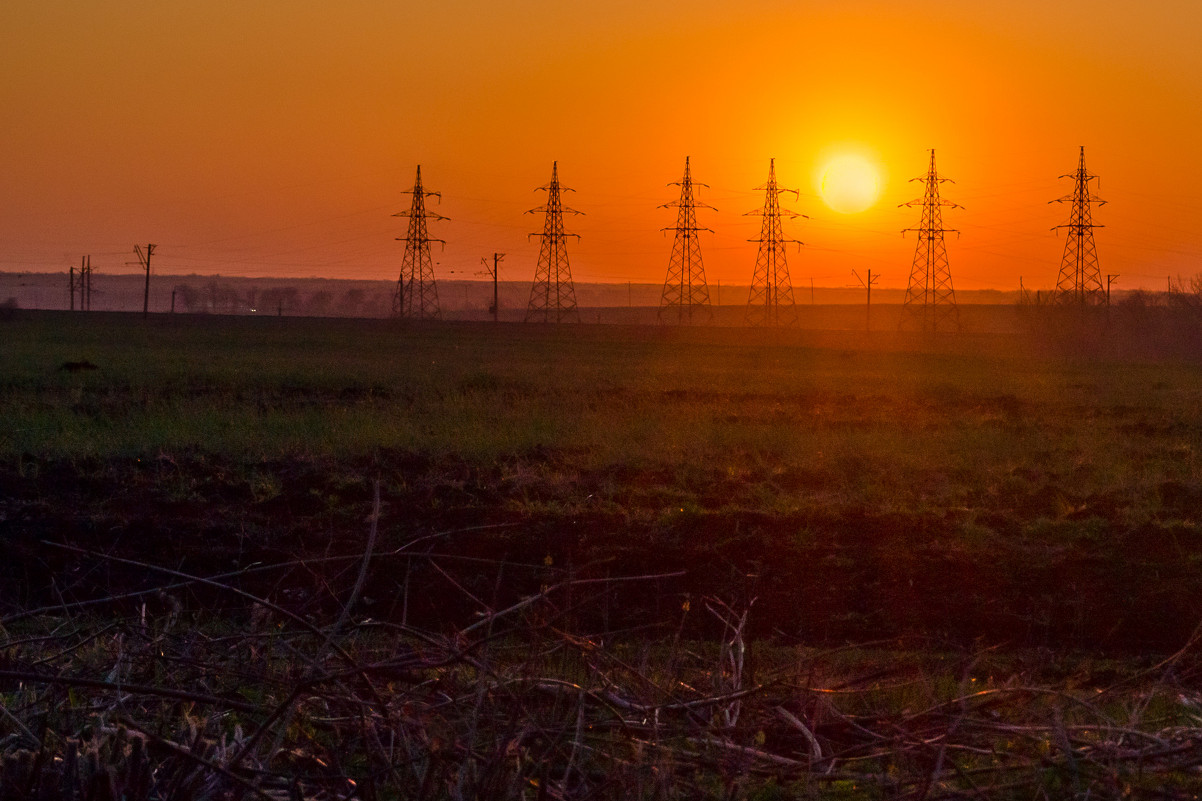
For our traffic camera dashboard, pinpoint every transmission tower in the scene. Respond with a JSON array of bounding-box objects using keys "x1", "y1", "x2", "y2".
[
  {"x1": 657, "y1": 157, "x2": 713, "y2": 324},
  {"x1": 393, "y1": 165, "x2": 446, "y2": 320},
  {"x1": 746, "y1": 158, "x2": 804, "y2": 327},
  {"x1": 901, "y1": 150, "x2": 961, "y2": 333},
  {"x1": 1051, "y1": 146, "x2": 1106, "y2": 306},
  {"x1": 525, "y1": 162, "x2": 581, "y2": 323}
]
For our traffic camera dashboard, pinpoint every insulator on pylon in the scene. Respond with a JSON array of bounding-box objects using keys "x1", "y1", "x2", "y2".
[
  {"x1": 658, "y1": 157, "x2": 714, "y2": 324},
  {"x1": 900, "y1": 149, "x2": 961, "y2": 333},
  {"x1": 393, "y1": 165, "x2": 446, "y2": 320},
  {"x1": 524, "y1": 162, "x2": 582, "y2": 323}
]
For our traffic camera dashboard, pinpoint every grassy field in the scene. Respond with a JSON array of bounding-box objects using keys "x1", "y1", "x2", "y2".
[{"x1": 3, "y1": 309, "x2": 1202, "y2": 798}]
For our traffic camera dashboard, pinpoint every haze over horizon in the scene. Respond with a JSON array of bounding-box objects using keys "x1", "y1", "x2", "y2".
[{"x1": 3, "y1": 0, "x2": 1201, "y2": 292}]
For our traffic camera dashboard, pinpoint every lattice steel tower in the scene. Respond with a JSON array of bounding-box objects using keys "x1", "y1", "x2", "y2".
[
  {"x1": 525, "y1": 162, "x2": 581, "y2": 323},
  {"x1": 393, "y1": 165, "x2": 445, "y2": 320},
  {"x1": 1052, "y1": 146, "x2": 1106, "y2": 306},
  {"x1": 746, "y1": 158, "x2": 803, "y2": 327},
  {"x1": 901, "y1": 150, "x2": 961, "y2": 333},
  {"x1": 658, "y1": 157, "x2": 714, "y2": 323}
]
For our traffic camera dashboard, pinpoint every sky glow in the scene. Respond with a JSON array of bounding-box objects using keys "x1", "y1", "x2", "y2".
[{"x1": 2, "y1": 0, "x2": 1200, "y2": 291}]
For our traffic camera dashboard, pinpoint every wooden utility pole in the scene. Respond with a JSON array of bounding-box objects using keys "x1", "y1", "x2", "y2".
[
  {"x1": 1106, "y1": 274, "x2": 1119, "y2": 305},
  {"x1": 481, "y1": 253, "x2": 504, "y2": 322},
  {"x1": 853, "y1": 269, "x2": 879, "y2": 332},
  {"x1": 135, "y1": 244, "x2": 155, "y2": 318},
  {"x1": 70, "y1": 255, "x2": 93, "y2": 311},
  {"x1": 81, "y1": 255, "x2": 92, "y2": 310}
]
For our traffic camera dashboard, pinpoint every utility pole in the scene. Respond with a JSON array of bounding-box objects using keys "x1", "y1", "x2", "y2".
[
  {"x1": 901, "y1": 150, "x2": 961, "y2": 333},
  {"x1": 68, "y1": 264, "x2": 77, "y2": 311},
  {"x1": 394, "y1": 165, "x2": 446, "y2": 320},
  {"x1": 746, "y1": 158, "x2": 804, "y2": 327},
  {"x1": 481, "y1": 253, "x2": 504, "y2": 322},
  {"x1": 1106, "y1": 274, "x2": 1119, "y2": 306},
  {"x1": 72, "y1": 258, "x2": 92, "y2": 311},
  {"x1": 658, "y1": 156, "x2": 714, "y2": 324},
  {"x1": 853, "y1": 269, "x2": 880, "y2": 332},
  {"x1": 525, "y1": 162, "x2": 582, "y2": 323},
  {"x1": 135, "y1": 244, "x2": 155, "y2": 318},
  {"x1": 1051, "y1": 146, "x2": 1106, "y2": 306}
]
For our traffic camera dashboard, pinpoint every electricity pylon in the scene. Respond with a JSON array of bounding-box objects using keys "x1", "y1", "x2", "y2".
[
  {"x1": 901, "y1": 149, "x2": 961, "y2": 333},
  {"x1": 746, "y1": 158, "x2": 804, "y2": 327},
  {"x1": 525, "y1": 162, "x2": 581, "y2": 323},
  {"x1": 393, "y1": 165, "x2": 445, "y2": 320},
  {"x1": 657, "y1": 157, "x2": 713, "y2": 324},
  {"x1": 1051, "y1": 146, "x2": 1106, "y2": 306}
]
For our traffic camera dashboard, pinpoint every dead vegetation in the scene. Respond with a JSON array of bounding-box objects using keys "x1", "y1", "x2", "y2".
[{"x1": 3, "y1": 493, "x2": 1202, "y2": 800}]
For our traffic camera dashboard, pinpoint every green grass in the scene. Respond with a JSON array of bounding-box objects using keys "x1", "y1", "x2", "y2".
[
  {"x1": 6, "y1": 313, "x2": 1202, "y2": 499},
  {"x1": 5, "y1": 310, "x2": 1202, "y2": 653}
]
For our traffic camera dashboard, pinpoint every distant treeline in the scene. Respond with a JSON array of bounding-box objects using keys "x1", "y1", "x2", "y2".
[
  {"x1": 4, "y1": 272, "x2": 1202, "y2": 341},
  {"x1": 0, "y1": 270, "x2": 1031, "y2": 316}
]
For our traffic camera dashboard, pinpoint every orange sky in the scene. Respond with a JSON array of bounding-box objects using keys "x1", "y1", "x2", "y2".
[{"x1": 3, "y1": 0, "x2": 1201, "y2": 291}]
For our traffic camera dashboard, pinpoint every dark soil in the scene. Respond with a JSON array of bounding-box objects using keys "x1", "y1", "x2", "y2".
[{"x1": 4, "y1": 451, "x2": 1199, "y2": 655}]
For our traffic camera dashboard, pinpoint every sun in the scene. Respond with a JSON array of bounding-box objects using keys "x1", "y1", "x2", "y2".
[{"x1": 819, "y1": 154, "x2": 882, "y2": 214}]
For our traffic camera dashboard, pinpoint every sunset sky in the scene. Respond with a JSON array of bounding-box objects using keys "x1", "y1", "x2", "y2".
[{"x1": 3, "y1": 0, "x2": 1201, "y2": 292}]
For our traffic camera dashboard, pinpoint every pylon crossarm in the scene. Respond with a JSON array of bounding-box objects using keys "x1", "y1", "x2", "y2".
[
  {"x1": 744, "y1": 208, "x2": 807, "y2": 219},
  {"x1": 661, "y1": 201, "x2": 717, "y2": 211},
  {"x1": 747, "y1": 236, "x2": 803, "y2": 245},
  {"x1": 525, "y1": 206, "x2": 583, "y2": 216},
  {"x1": 663, "y1": 200, "x2": 716, "y2": 210},
  {"x1": 394, "y1": 211, "x2": 449, "y2": 222}
]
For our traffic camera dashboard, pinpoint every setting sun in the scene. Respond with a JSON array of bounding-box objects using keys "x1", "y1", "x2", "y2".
[
  {"x1": 818, "y1": 154, "x2": 882, "y2": 214},
  {"x1": 3, "y1": 1, "x2": 1202, "y2": 291}
]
